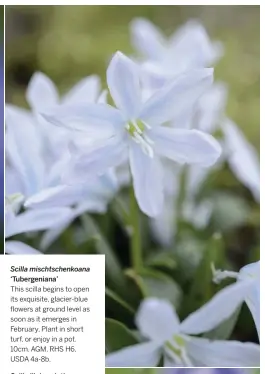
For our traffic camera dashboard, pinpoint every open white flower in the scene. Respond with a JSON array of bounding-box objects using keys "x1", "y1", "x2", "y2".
[
  {"x1": 5, "y1": 194, "x2": 71, "y2": 254},
  {"x1": 106, "y1": 294, "x2": 259, "y2": 367},
  {"x1": 6, "y1": 101, "x2": 117, "y2": 221},
  {"x1": 130, "y1": 18, "x2": 223, "y2": 87},
  {"x1": 24, "y1": 170, "x2": 118, "y2": 249},
  {"x1": 223, "y1": 118, "x2": 260, "y2": 202},
  {"x1": 43, "y1": 51, "x2": 221, "y2": 217},
  {"x1": 212, "y1": 261, "x2": 260, "y2": 338}
]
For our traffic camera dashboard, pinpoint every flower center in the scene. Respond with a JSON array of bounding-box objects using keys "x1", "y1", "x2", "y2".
[
  {"x1": 165, "y1": 335, "x2": 191, "y2": 365},
  {"x1": 5, "y1": 193, "x2": 24, "y2": 214},
  {"x1": 125, "y1": 119, "x2": 154, "y2": 158}
]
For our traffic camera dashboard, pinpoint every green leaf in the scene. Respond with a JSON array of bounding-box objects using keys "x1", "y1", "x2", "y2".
[
  {"x1": 105, "y1": 318, "x2": 139, "y2": 353},
  {"x1": 126, "y1": 268, "x2": 182, "y2": 308},
  {"x1": 81, "y1": 214, "x2": 128, "y2": 297},
  {"x1": 146, "y1": 251, "x2": 178, "y2": 270},
  {"x1": 204, "y1": 305, "x2": 242, "y2": 340},
  {"x1": 106, "y1": 287, "x2": 135, "y2": 323},
  {"x1": 184, "y1": 233, "x2": 224, "y2": 314}
]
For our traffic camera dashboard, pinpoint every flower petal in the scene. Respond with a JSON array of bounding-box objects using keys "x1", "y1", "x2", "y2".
[
  {"x1": 152, "y1": 127, "x2": 221, "y2": 167},
  {"x1": 223, "y1": 118, "x2": 260, "y2": 202},
  {"x1": 245, "y1": 281, "x2": 260, "y2": 338},
  {"x1": 130, "y1": 18, "x2": 166, "y2": 60},
  {"x1": 170, "y1": 20, "x2": 223, "y2": 67},
  {"x1": 5, "y1": 107, "x2": 45, "y2": 195},
  {"x1": 135, "y1": 298, "x2": 180, "y2": 342},
  {"x1": 239, "y1": 261, "x2": 260, "y2": 280},
  {"x1": 149, "y1": 197, "x2": 177, "y2": 247},
  {"x1": 5, "y1": 207, "x2": 72, "y2": 238},
  {"x1": 197, "y1": 82, "x2": 228, "y2": 133},
  {"x1": 105, "y1": 341, "x2": 162, "y2": 367},
  {"x1": 61, "y1": 75, "x2": 100, "y2": 105},
  {"x1": 187, "y1": 336, "x2": 260, "y2": 367},
  {"x1": 129, "y1": 142, "x2": 164, "y2": 217},
  {"x1": 180, "y1": 281, "x2": 250, "y2": 335},
  {"x1": 39, "y1": 199, "x2": 107, "y2": 250},
  {"x1": 140, "y1": 68, "x2": 214, "y2": 126},
  {"x1": 26, "y1": 72, "x2": 59, "y2": 111},
  {"x1": 41, "y1": 103, "x2": 122, "y2": 136},
  {"x1": 63, "y1": 135, "x2": 127, "y2": 184},
  {"x1": 107, "y1": 51, "x2": 141, "y2": 119},
  {"x1": 40, "y1": 214, "x2": 76, "y2": 250},
  {"x1": 25, "y1": 185, "x2": 87, "y2": 209},
  {"x1": 5, "y1": 241, "x2": 42, "y2": 255}
]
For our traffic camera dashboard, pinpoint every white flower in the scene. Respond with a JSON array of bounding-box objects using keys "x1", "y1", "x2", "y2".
[
  {"x1": 5, "y1": 194, "x2": 71, "y2": 254},
  {"x1": 149, "y1": 161, "x2": 214, "y2": 247},
  {"x1": 27, "y1": 72, "x2": 101, "y2": 112},
  {"x1": 43, "y1": 51, "x2": 221, "y2": 217},
  {"x1": 106, "y1": 295, "x2": 259, "y2": 367},
  {"x1": 6, "y1": 72, "x2": 103, "y2": 167},
  {"x1": 6, "y1": 100, "x2": 116, "y2": 229},
  {"x1": 24, "y1": 170, "x2": 118, "y2": 249},
  {"x1": 223, "y1": 118, "x2": 260, "y2": 202},
  {"x1": 130, "y1": 18, "x2": 223, "y2": 86},
  {"x1": 212, "y1": 261, "x2": 260, "y2": 338}
]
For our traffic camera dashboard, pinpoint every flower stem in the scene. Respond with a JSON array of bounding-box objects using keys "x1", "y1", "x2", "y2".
[
  {"x1": 176, "y1": 166, "x2": 187, "y2": 235},
  {"x1": 130, "y1": 185, "x2": 142, "y2": 271}
]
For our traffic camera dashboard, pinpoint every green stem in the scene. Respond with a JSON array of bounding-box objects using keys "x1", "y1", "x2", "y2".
[
  {"x1": 130, "y1": 185, "x2": 142, "y2": 271},
  {"x1": 176, "y1": 166, "x2": 187, "y2": 234}
]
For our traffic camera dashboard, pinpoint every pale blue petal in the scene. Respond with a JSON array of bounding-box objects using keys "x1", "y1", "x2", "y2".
[
  {"x1": 107, "y1": 51, "x2": 141, "y2": 119},
  {"x1": 187, "y1": 336, "x2": 260, "y2": 367},
  {"x1": 130, "y1": 18, "x2": 167, "y2": 60},
  {"x1": 170, "y1": 20, "x2": 223, "y2": 67},
  {"x1": 26, "y1": 72, "x2": 59, "y2": 111},
  {"x1": 223, "y1": 118, "x2": 260, "y2": 202},
  {"x1": 149, "y1": 197, "x2": 177, "y2": 247},
  {"x1": 129, "y1": 142, "x2": 164, "y2": 217},
  {"x1": 180, "y1": 281, "x2": 249, "y2": 335},
  {"x1": 5, "y1": 208, "x2": 72, "y2": 238},
  {"x1": 136, "y1": 298, "x2": 180, "y2": 342},
  {"x1": 97, "y1": 89, "x2": 108, "y2": 104},
  {"x1": 245, "y1": 281, "x2": 260, "y2": 338},
  {"x1": 42, "y1": 103, "x2": 123, "y2": 136},
  {"x1": 197, "y1": 82, "x2": 228, "y2": 133},
  {"x1": 239, "y1": 261, "x2": 260, "y2": 280},
  {"x1": 152, "y1": 127, "x2": 221, "y2": 167},
  {"x1": 106, "y1": 341, "x2": 162, "y2": 367},
  {"x1": 61, "y1": 75, "x2": 100, "y2": 104},
  {"x1": 140, "y1": 68, "x2": 214, "y2": 126},
  {"x1": 63, "y1": 135, "x2": 127, "y2": 184},
  {"x1": 5, "y1": 107, "x2": 45, "y2": 196},
  {"x1": 40, "y1": 214, "x2": 77, "y2": 250},
  {"x1": 25, "y1": 185, "x2": 88, "y2": 209},
  {"x1": 40, "y1": 200, "x2": 107, "y2": 250},
  {"x1": 5, "y1": 166, "x2": 24, "y2": 196},
  {"x1": 5, "y1": 241, "x2": 42, "y2": 255}
]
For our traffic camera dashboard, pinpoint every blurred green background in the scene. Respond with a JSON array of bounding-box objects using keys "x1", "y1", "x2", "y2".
[{"x1": 5, "y1": 6, "x2": 260, "y2": 343}]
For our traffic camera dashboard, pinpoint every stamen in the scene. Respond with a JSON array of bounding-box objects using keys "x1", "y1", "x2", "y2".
[
  {"x1": 133, "y1": 132, "x2": 154, "y2": 158},
  {"x1": 144, "y1": 133, "x2": 154, "y2": 145},
  {"x1": 132, "y1": 120, "x2": 143, "y2": 134},
  {"x1": 211, "y1": 263, "x2": 239, "y2": 284},
  {"x1": 166, "y1": 336, "x2": 191, "y2": 366},
  {"x1": 143, "y1": 121, "x2": 151, "y2": 130},
  {"x1": 126, "y1": 120, "x2": 154, "y2": 158}
]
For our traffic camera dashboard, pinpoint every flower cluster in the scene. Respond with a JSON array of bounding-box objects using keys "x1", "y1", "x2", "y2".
[{"x1": 5, "y1": 17, "x2": 260, "y2": 367}]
